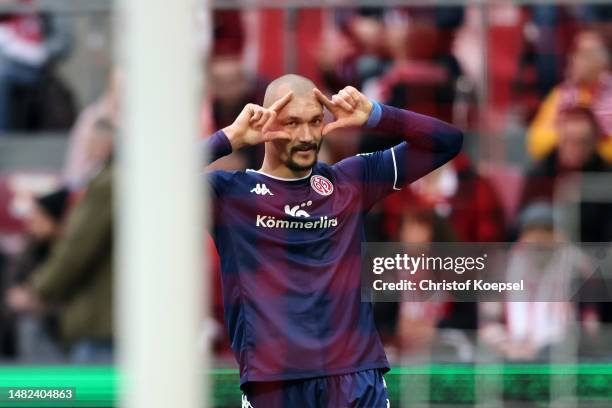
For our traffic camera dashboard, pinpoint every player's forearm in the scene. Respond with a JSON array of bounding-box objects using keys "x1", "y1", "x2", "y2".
[
  {"x1": 366, "y1": 102, "x2": 463, "y2": 157},
  {"x1": 366, "y1": 101, "x2": 463, "y2": 183},
  {"x1": 202, "y1": 130, "x2": 233, "y2": 164}
]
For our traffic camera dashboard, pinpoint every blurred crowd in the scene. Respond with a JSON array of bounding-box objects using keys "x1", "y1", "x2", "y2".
[{"x1": 1, "y1": 3, "x2": 612, "y2": 365}]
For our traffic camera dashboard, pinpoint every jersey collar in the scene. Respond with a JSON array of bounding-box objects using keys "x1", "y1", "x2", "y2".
[{"x1": 246, "y1": 169, "x2": 312, "y2": 182}]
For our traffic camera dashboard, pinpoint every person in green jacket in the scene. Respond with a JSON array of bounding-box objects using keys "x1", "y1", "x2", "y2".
[{"x1": 7, "y1": 118, "x2": 114, "y2": 363}]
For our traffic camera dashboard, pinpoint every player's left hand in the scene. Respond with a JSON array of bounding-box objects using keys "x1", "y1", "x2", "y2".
[{"x1": 314, "y1": 86, "x2": 373, "y2": 135}]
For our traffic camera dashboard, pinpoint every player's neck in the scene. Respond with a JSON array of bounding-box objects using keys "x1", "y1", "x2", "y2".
[{"x1": 259, "y1": 161, "x2": 311, "y2": 180}]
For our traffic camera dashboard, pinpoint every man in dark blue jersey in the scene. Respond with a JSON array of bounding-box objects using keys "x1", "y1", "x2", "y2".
[{"x1": 204, "y1": 74, "x2": 462, "y2": 407}]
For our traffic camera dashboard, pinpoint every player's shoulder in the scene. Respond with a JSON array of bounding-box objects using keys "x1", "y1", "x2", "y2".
[
  {"x1": 329, "y1": 152, "x2": 372, "y2": 177},
  {"x1": 313, "y1": 161, "x2": 333, "y2": 176},
  {"x1": 315, "y1": 156, "x2": 366, "y2": 187},
  {"x1": 210, "y1": 169, "x2": 251, "y2": 180},
  {"x1": 204, "y1": 169, "x2": 256, "y2": 191}
]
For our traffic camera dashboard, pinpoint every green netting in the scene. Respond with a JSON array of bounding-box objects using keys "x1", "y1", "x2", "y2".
[{"x1": 0, "y1": 364, "x2": 611, "y2": 407}]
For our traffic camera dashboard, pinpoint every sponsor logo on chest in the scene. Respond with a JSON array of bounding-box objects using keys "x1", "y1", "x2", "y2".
[{"x1": 255, "y1": 200, "x2": 339, "y2": 230}]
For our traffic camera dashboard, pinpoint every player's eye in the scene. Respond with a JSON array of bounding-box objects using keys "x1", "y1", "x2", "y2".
[
  {"x1": 312, "y1": 118, "x2": 322, "y2": 125},
  {"x1": 286, "y1": 121, "x2": 298, "y2": 127}
]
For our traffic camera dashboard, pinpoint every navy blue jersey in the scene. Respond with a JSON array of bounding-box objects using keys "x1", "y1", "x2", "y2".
[{"x1": 204, "y1": 102, "x2": 462, "y2": 385}]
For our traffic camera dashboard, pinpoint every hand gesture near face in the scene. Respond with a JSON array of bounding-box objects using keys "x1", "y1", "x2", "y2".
[
  {"x1": 223, "y1": 91, "x2": 293, "y2": 150},
  {"x1": 314, "y1": 86, "x2": 373, "y2": 135}
]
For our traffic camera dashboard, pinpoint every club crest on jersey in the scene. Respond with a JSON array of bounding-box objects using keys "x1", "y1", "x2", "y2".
[
  {"x1": 310, "y1": 175, "x2": 333, "y2": 196},
  {"x1": 250, "y1": 183, "x2": 273, "y2": 196}
]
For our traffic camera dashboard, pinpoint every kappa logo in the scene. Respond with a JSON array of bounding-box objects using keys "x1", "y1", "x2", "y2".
[
  {"x1": 311, "y1": 175, "x2": 334, "y2": 196},
  {"x1": 241, "y1": 394, "x2": 253, "y2": 408},
  {"x1": 250, "y1": 183, "x2": 273, "y2": 196},
  {"x1": 284, "y1": 200, "x2": 312, "y2": 218}
]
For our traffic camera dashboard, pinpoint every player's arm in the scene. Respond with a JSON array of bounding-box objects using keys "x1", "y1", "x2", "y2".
[
  {"x1": 316, "y1": 86, "x2": 463, "y2": 185},
  {"x1": 202, "y1": 92, "x2": 294, "y2": 165}
]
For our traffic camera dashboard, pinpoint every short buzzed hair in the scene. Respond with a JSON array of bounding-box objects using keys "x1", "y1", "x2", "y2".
[{"x1": 263, "y1": 74, "x2": 316, "y2": 108}]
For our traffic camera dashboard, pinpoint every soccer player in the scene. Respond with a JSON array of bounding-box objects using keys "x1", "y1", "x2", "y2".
[{"x1": 204, "y1": 74, "x2": 463, "y2": 407}]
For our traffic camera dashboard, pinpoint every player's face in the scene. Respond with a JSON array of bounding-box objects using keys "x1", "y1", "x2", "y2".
[{"x1": 275, "y1": 96, "x2": 324, "y2": 171}]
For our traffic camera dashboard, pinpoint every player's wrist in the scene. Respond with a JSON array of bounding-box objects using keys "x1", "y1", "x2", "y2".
[
  {"x1": 222, "y1": 124, "x2": 246, "y2": 151},
  {"x1": 364, "y1": 100, "x2": 382, "y2": 128}
]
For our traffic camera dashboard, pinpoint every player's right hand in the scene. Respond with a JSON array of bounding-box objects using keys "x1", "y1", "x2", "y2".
[{"x1": 223, "y1": 91, "x2": 293, "y2": 150}]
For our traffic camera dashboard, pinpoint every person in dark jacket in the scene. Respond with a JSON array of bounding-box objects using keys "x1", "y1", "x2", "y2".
[
  {"x1": 0, "y1": 2, "x2": 73, "y2": 131},
  {"x1": 521, "y1": 105, "x2": 612, "y2": 242}
]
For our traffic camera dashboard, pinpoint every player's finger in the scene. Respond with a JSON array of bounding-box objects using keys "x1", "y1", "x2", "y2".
[
  {"x1": 322, "y1": 120, "x2": 343, "y2": 136},
  {"x1": 255, "y1": 110, "x2": 271, "y2": 129},
  {"x1": 249, "y1": 108, "x2": 263, "y2": 124},
  {"x1": 262, "y1": 111, "x2": 278, "y2": 133},
  {"x1": 269, "y1": 91, "x2": 293, "y2": 113},
  {"x1": 314, "y1": 88, "x2": 336, "y2": 111},
  {"x1": 241, "y1": 103, "x2": 255, "y2": 121},
  {"x1": 332, "y1": 94, "x2": 354, "y2": 111},
  {"x1": 339, "y1": 89, "x2": 357, "y2": 107},
  {"x1": 265, "y1": 130, "x2": 291, "y2": 142},
  {"x1": 345, "y1": 86, "x2": 363, "y2": 103}
]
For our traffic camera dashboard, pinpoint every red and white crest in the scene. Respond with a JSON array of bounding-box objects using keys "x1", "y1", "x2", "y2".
[{"x1": 310, "y1": 175, "x2": 334, "y2": 196}]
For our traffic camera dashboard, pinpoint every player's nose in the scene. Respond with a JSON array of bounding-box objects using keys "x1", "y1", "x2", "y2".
[{"x1": 297, "y1": 124, "x2": 315, "y2": 143}]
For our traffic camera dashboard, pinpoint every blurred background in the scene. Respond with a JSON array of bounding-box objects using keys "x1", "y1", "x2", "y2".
[{"x1": 1, "y1": 0, "x2": 612, "y2": 406}]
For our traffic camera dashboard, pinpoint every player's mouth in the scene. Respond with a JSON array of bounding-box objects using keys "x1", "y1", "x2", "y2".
[{"x1": 292, "y1": 144, "x2": 317, "y2": 157}]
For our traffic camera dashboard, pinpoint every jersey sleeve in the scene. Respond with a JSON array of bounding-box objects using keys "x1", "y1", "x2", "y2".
[
  {"x1": 332, "y1": 100, "x2": 462, "y2": 211},
  {"x1": 201, "y1": 130, "x2": 234, "y2": 197},
  {"x1": 202, "y1": 130, "x2": 233, "y2": 164},
  {"x1": 333, "y1": 142, "x2": 407, "y2": 211}
]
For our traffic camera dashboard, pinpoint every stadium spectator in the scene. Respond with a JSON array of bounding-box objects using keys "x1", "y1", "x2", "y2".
[
  {"x1": 5, "y1": 188, "x2": 69, "y2": 361},
  {"x1": 0, "y1": 245, "x2": 15, "y2": 357},
  {"x1": 523, "y1": 4, "x2": 612, "y2": 101},
  {"x1": 383, "y1": 152, "x2": 506, "y2": 243},
  {"x1": 62, "y1": 71, "x2": 119, "y2": 189},
  {"x1": 321, "y1": 7, "x2": 464, "y2": 125},
  {"x1": 521, "y1": 106, "x2": 612, "y2": 242},
  {"x1": 356, "y1": 7, "x2": 466, "y2": 172},
  {"x1": 393, "y1": 208, "x2": 454, "y2": 358},
  {"x1": 374, "y1": 7, "x2": 463, "y2": 124},
  {"x1": 6, "y1": 117, "x2": 114, "y2": 363},
  {"x1": 212, "y1": 10, "x2": 245, "y2": 57},
  {"x1": 479, "y1": 203, "x2": 582, "y2": 361},
  {"x1": 379, "y1": 152, "x2": 504, "y2": 341},
  {"x1": 207, "y1": 55, "x2": 267, "y2": 170},
  {"x1": 527, "y1": 30, "x2": 612, "y2": 163},
  {"x1": 526, "y1": 6, "x2": 579, "y2": 98},
  {"x1": 318, "y1": 8, "x2": 387, "y2": 92},
  {"x1": 0, "y1": 0, "x2": 74, "y2": 131}
]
